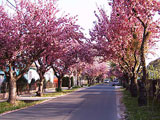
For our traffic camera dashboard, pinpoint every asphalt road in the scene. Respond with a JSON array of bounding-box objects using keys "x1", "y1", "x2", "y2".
[{"x1": 0, "y1": 84, "x2": 119, "y2": 120}]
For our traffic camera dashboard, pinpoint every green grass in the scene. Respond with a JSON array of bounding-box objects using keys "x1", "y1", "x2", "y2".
[
  {"x1": 0, "y1": 86, "x2": 85, "y2": 114},
  {"x1": 123, "y1": 90, "x2": 160, "y2": 120},
  {"x1": 0, "y1": 87, "x2": 81, "y2": 114},
  {"x1": 0, "y1": 100, "x2": 43, "y2": 114},
  {"x1": 43, "y1": 87, "x2": 80, "y2": 97}
]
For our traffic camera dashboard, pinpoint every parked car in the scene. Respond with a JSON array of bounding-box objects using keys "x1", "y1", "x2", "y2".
[
  {"x1": 104, "y1": 79, "x2": 110, "y2": 83},
  {"x1": 112, "y1": 80, "x2": 120, "y2": 86}
]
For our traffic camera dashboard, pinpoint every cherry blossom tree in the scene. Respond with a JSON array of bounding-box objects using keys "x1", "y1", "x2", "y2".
[
  {"x1": 49, "y1": 35, "x2": 98, "y2": 90},
  {"x1": 90, "y1": 0, "x2": 160, "y2": 105},
  {"x1": 82, "y1": 62, "x2": 108, "y2": 85},
  {"x1": 35, "y1": 17, "x2": 84, "y2": 94},
  {"x1": 70, "y1": 42, "x2": 97, "y2": 86},
  {"x1": 51, "y1": 47, "x2": 81, "y2": 91},
  {"x1": 0, "y1": 4, "x2": 37, "y2": 104},
  {"x1": 0, "y1": 0, "x2": 83, "y2": 104},
  {"x1": 0, "y1": 5, "x2": 24, "y2": 104},
  {"x1": 110, "y1": 0, "x2": 160, "y2": 106},
  {"x1": 90, "y1": 7, "x2": 141, "y2": 96}
]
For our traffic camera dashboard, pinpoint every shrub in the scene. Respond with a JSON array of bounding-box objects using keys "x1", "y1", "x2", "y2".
[
  {"x1": 46, "y1": 80, "x2": 53, "y2": 88},
  {"x1": 29, "y1": 78, "x2": 36, "y2": 90},
  {"x1": 56, "y1": 88, "x2": 62, "y2": 92},
  {"x1": 62, "y1": 77, "x2": 74, "y2": 87},
  {"x1": 1, "y1": 81, "x2": 8, "y2": 93},
  {"x1": 16, "y1": 76, "x2": 28, "y2": 95}
]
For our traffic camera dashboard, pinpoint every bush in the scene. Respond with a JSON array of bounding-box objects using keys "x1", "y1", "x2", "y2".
[
  {"x1": 30, "y1": 78, "x2": 36, "y2": 87},
  {"x1": 16, "y1": 76, "x2": 28, "y2": 95},
  {"x1": 29, "y1": 78, "x2": 36, "y2": 90},
  {"x1": 56, "y1": 88, "x2": 62, "y2": 92},
  {"x1": 62, "y1": 77, "x2": 69, "y2": 87},
  {"x1": 1, "y1": 82, "x2": 8, "y2": 93},
  {"x1": 46, "y1": 80, "x2": 53, "y2": 88},
  {"x1": 43, "y1": 79, "x2": 47, "y2": 89},
  {"x1": 62, "y1": 77, "x2": 74, "y2": 87},
  {"x1": 71, "y1": 77, "x2": 74, "y2": 86}
]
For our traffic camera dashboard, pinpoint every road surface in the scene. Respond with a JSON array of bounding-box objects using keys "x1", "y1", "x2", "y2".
[{"x1": 0, "y1": 84, "x2": 119, "y2": 120}]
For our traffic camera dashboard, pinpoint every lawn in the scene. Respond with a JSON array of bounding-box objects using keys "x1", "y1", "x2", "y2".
[
  {"x1": 43, "y1": 86, "x2": 81, "y2": 97},
  {"x1": 123, "y1": 90, "x2": 160, "y2": 120},
  {"x1": 0, "y1": 100, "x2": 42, "y2": 114},
  {"x1": 0, "y1": 87, "x2": 82, "y2": 114}
]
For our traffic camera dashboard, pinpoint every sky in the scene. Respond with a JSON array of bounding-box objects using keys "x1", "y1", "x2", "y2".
[
  {"x1": 57, "y1": 0, "x2": 111, "y2": 37},
  {"x1": 0, "y1": 0, "x2": 160, "y2": 65}
]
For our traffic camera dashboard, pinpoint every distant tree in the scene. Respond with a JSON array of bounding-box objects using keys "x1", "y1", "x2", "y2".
[{"x1": 82, "y1": 62, "x2": 108, "y2": 85}]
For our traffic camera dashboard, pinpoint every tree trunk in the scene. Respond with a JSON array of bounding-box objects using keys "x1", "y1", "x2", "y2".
[
  {"x1": 17, "y1": 84, "x2": 19, "y2": 96},
  {"x1": 124, "y1": 73, "x2": 130, "y2": 90},
  {"x1": 36, "y1": 73, "x2": 44, "y2": 97},
  {"x1": 8, "y1": 77, "x2": 17, "y2": 104},
  {"x1": 68, "y1": 77, "x2": 71, "y2": 89},
  {"x1": 37, "y1": 81, "x2": 44, "y2": 96},
  {"x1": 138, "y1": 27, "x2": 148, "y2": 106},
  {"x1": 138, "y1": 80, "x2": 147, "y2": 106},
  {"x1": 130, "y1": 75, "x2": 138, "y2": 97},
  {"x1": 77, "y1": 76, "x2": 80, "y2": 87},
  {"x1": 91, "y1": 79, "x2": 94, "y2": 85},
  {"x1": 88, "y1": 78, "x2": 91, "y2": 86},
  {"x1": 57, "y1": 77, "x2": 62, "y2": 91}
]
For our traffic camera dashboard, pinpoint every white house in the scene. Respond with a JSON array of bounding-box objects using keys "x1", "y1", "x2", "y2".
[
  {"x1": 0, "y1": 71, "x2": 5, "y2": 86},
  {"x1": 25, "y1": 63, "x2": 55, "y2": 83}
]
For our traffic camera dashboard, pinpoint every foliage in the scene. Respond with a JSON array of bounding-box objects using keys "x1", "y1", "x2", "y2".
[
  {"x1": 148, "y1": 70, "x2": 160, "y2": 79},
  {"x1": 82, "y1": 62, "x2": 108, "y2": 81},
  {"x1": 90, "y1": 0, "x2": 160, "y2": 78},
  {"x1": 147, "y1": 58, "x2": 160, "y2": 79},
  {"x1": 148, "y1": 58, "x2": 160, "y2": 70},
  {"x1": 0, "y1": 0, "x2": 88, "y2": 103}
]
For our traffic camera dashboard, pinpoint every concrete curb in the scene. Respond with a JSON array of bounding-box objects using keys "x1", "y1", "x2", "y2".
[{"x1": 116, "y1": 89, "x2": 126, "y2": 120}]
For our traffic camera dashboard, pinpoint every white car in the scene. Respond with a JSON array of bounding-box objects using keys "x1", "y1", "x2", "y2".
[
  {"x1": 112, "y1": 80, "x2": 120, "y2": 86},
  {"x1": 104, "y1": 79, "x2": 109, "y2": 83}
]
